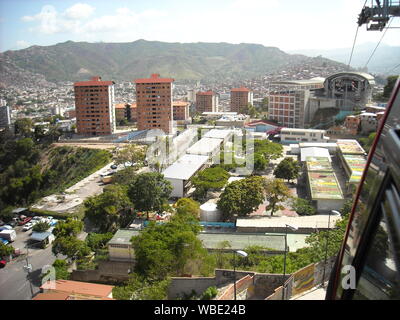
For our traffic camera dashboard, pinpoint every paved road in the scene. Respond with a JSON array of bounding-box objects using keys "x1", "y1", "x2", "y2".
[
  {"x1": 0, "y1": 226, "x2": 57, "y2": 300},
  {"x1": 0, "y1": 243, "x2": 56, "y2": 300}
]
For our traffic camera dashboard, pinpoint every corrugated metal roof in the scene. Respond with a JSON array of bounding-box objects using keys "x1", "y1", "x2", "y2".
[
  {"x1": 186, "y1": 138, "x2": 222, "y2": 156},
  {"x1": 163, "y1": 154, "x2": 209, "y2": 180}
]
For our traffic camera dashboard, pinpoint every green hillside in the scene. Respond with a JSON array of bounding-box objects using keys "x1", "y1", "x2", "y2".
[{"x1": 1, "y1": 39, "x2": 348, "y2": 82}]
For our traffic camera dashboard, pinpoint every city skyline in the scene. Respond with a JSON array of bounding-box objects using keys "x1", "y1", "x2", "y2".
[{"x1": 1, "y1": 0, "x2": 400, "y2": 53}]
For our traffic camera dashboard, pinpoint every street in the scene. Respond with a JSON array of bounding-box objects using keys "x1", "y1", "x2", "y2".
[{"x1": 0, "y1": 226, "x2": 57, "y2": 300}]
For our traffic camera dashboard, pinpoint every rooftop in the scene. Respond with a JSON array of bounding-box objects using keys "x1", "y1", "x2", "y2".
[
  {"x1": 108, "y1": 229, "x2": 139, "y2": 246},
  {"x1": 74, "y1": 76, "x2": 114, "y2": 87},
  {"x1": 305, "y1": 156, "x2": 333, "y2": 172},
  {"x1": 203, "y1": 129, "x2": 233, "y2": 140},
  {"x1": 40, "y1": 280, "x2": 114, "y2": 298},
  {"x1": 197, "y1": 90, "x2": 215, "y2": 96},
  {"x1": 236, "y1": 215, "x2": 341, "y2": 230},
  {"x1": 173, "y1": 101, "x2": 190, "y2": 107},
  {"x1": 186, "y1": 137, "x2": 223, "y2": 156},
  {"x1": 307, "y1": 171, "x2": 344, "y2": 200},
  {"x1": 281, "y1": 128, "x2": 325, "y2": 134},
  {"x1": 342, "y1": 154, "x2": 367, "y2": 183},
  {"x1": 134, "y1": 73, "x2": 174, "y2": 84},
  {"x1": 231, "y1": 87, "x2": 251, "y2": 92},
  {"x1": 162, "y1": 154, "x2": 209, "y2": 180},
  {"x1": 301, "y1": 147, "x2": 331, "y2": 162},
  {"x1": 336, "y1": 139, "x2": 366, "y2": 155}
]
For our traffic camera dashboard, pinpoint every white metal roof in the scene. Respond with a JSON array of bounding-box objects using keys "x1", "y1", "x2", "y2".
[
  {"x1": 300, "y1": 147, "x2": 331, "y2": 162},
  {"x1": 203, "y1": 129, "x2": 233, "y2": 140},
  {"x1": 163, "y1": 154, "x2": 209, "y2": 180},
  {"x1": 186, "y1": 138, "x2": 222, "y2": 156}
]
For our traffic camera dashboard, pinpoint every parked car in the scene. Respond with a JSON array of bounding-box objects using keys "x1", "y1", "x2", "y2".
[
  {"x1": 0, "y1": 238, "x2": 9, "y2": 245},
  {"x1": 8, "y1": 220, "x2": 17, "y2": 227},
  {"x1": 18, "y1": 217, "x2": 32, "y2": 226},
  {"x1": 0, "y1": 260, "x2": 6, "y2": 268},
  {"x1": 110, "y1": 164, "x2": 118, "y2": 169},
  {"x1": 22, "y1": 222, "x2": 34, "y2": 231},
  {"x1": 0, "y1": 225, "x2": 13, "y2": 231},
  {"x1": 0, "y1": 230, "x2": 16, "y2": 242}
]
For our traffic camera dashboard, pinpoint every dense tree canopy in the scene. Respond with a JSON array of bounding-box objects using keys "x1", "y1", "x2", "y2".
[
  {"x1": 217, "y1": 176, "x2": 265, "y2": 220},
  {"x1": 84, "y1": 184, "x2": 133, "y2": 232},
  {"x1": 53, "y1": 218, "x2": 84, "y2": 238},
  {"x1": 290, "y1": 197, "x2": 316, "y2": 216},
  {"x1": 127, "y1": 172, "x2": 172, "y2": 218},
  {"x1": 274, "y1": 157, "x2": 301, "y2": 182},
  {"x1": 264, "y1": 179, "x2": 291, "y2": 216},
  {"x1": 191, "y1": 166, "x2": 230, "y2": 200},
  {"x1": 132, "y1": 214, "x2": 206, "y2": 280},
  {"x1": 175, "y1": 198, "x2": 200, "y2": 219},
  {"x1": 114, "y1": 144, "x2": 147, "y2": 169}
]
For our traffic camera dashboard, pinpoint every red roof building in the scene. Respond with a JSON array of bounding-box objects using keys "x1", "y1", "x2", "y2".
[
  {"x1": 230, "y1": 87, "x2": 253, "y2": 113},
  {"x1": 74, "y1": 76, "x2": 116, "y2": 136},
  {"x1": 135, "y1": 74, "x2": 174, "y2": 134},
  {"x1": 196, "y1": 91, "x2": 219, "y2": 113}
]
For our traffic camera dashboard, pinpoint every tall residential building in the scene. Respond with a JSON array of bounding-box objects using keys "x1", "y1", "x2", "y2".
[
  {"x1": 173, "y1": 101, "x2": 190, "y2": 121},
  {"x1": 268, "y1": 79, "x2": 324, "y2": 128},
  {"x1": 196, "y1": 91, "x2": 219, "y2": 113},
  {"x1": 135, "y1": 74, "x2": 174, "y2": 134},
  {"x1": 74, "y1": 76, "x2": 116, "y2": 136},
  {"x1": 230, "y1": 87, "x2": 253, "y2": 113},
  {"x1": 0, "y1": 105, "x2": 11, "y2": 129}
]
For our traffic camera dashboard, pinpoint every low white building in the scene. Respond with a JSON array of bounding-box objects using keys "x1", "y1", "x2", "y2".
[
  {"x1": 107, "y1": 229, "x2": 139, "y2": 262},
  {"x1": 203, "y1": 129, "x2": 233, "y2": 143},
  {"x1": 280, "y1": 128, "x2": 329, "y2": 144},
  {"x1": 186, "y1": 137, "x2": 223, "y2": 159},
  {"x1": 162, "y1": 154, "x2": 209, "y2": 198}
]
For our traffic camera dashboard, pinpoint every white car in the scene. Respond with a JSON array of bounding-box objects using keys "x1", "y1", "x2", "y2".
[{"x1": 22, "y1": 222, "x2": 34, "y2": 231}]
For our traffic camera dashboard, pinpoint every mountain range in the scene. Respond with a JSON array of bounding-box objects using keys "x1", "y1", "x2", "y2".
[
  {"x1": 289, "y1": 42, "x2": 400, "y2": 76},
  {"x1": 0, "y1": 39, "x2": 350, "y2": 86}
]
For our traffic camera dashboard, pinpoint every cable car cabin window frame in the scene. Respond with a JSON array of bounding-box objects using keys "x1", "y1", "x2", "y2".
[{"x1": 341, "y1": 172, "x2": 400, "y2": 300}]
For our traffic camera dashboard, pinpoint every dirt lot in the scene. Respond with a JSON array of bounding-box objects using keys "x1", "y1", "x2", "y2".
[{"x1": 52, "y1": 142, "x2": 126, "y2": 150}]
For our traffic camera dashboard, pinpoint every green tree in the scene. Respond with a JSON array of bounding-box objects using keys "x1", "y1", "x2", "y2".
[
  {"x1": 253, "y1": 139, "x2": 283, "y2": 164},
  {"x1": 290, "y1": 197, "x2": 316, "y2": 216},
  {"x1": 86, "y1": 232, "x2": 114, "y2": 251},
  {"x1": 127, "y1": 172, "x2": 172, "y2": 219},
  {"x1": 32, "y1": 221, "x2": 51, "y2": 233},
  {"x1": 112, "y1": 167, "x2": 137, "y2": 185},
  {"x1": 0, "y1": 242, "x2": 14, "y2": 257},
  {"x1": 383, "y1": 75, "x2": 399, "y2": 99},
  {"x1": 53, "y1": 218, "x2": 84, "y2": 238},
  {"x1": 84, "y1": 185, "x2": 133, "y2": 232},
  {"x1": 175, "y1": 198, "x2": 200, "y2": 219},
  {"x1": 274, "y1": 157, "x2": 301, "y2": 182},
  {"x1": 264, "y1": 179, "x2": 291, "y2": 216},
  {"x1": 114, "y1": 144, "x2": 146, "y2": 169},
  {"x1": 253, "y1": 152, "x2": 268, "y2": 172},
  {"x1": 52, "y1": 236, "x2": 90, "y2": 260},
  {"x1": 191, "y1": 167, "x2": 229, "y2": 200},
  {"x1": 14, "y1": 118, "x2": 33, "y2": 137},
  {"x1": 132, "y1": 214, "x2": 206, "y2": 280},
  {"x1": 112, "y1": 273, "x2": 171, "y2": 300},
  {"x1": 217, "y1": 176, "x2": 265, "y2": 220}
]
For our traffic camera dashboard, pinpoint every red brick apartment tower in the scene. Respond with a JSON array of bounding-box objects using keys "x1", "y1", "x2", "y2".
[
  {"x1": 173, "y1": 101, "x2": 190, "y2": 120},
  {"x1": 74, "y1": 76, "x2": 116, "y2": 136},
  {"x1": 196, "y1": 91, "x2": 219, "y2": 113},
  {"x1": 135, "y1": 74, "x2": 174, "y2": 134},
  {"x1": 230, "y1": 87, "x2": 253, "y2": 113}
]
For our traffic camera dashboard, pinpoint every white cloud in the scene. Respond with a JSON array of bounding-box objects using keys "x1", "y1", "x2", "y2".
[
  {"x1": 16, "y1": 40, "x2": 30, "y2": 49},
  {"x1": 64, "y1": 3, "x2": 95, "y2": 20}
]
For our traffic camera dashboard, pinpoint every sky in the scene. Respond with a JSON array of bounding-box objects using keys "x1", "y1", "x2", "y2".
[{"x1": 0, "y1": 0, "x2": 399, "y2": 53}]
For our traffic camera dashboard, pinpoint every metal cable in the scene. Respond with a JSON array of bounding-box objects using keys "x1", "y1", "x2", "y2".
[
  {"x1": 348, "y1": 0, "x2": 368, "y2": 69},
  {"x1": 364, "y1": 17, "x2": 393, "y2": 68}
]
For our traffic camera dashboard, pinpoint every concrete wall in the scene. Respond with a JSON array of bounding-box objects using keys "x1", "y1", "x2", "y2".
[
  {"x1": 217, "y1": 275, "x2": 254, "y2": 300},
  {"x1": 167, "y1": 178, "x2": 184, "y2": 198},
  {"x1": 168, "y1": 277, "x2": 217, "y2": 299},
  {"x1": 71, "y1": 260, "x2": 134, "y2": 283}
]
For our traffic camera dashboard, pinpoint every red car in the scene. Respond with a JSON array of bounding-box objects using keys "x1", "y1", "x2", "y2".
[
  {"x1": 18, "y1": 217, "x2": 32, "y2": 226},
  {"x1": 0, "y1": 260, "x2": 6, "y2": 268}
]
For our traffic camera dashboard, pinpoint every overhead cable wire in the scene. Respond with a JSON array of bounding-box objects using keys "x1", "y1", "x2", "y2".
[
  {"x1": 348, "y1": 0, "x2": 368, "y2": 70},
  {"x1": 364, "y1": 17, "x2": 393, "y2": 68}
]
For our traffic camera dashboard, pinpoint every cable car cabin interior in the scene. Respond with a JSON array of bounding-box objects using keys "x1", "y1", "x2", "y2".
[{"x1": 326, "y1": 78, "x2": 400, "y2": 300}]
